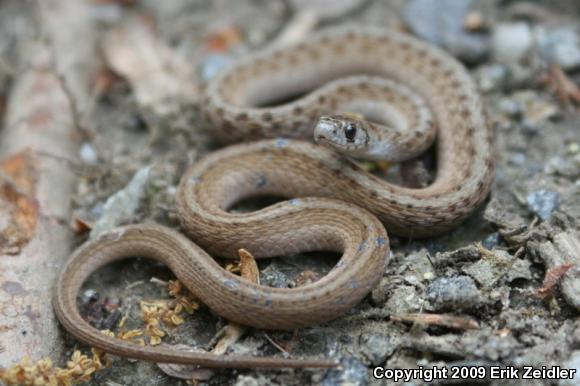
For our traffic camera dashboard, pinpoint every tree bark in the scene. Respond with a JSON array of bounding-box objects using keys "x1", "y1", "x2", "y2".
[{"x1": 0, "y1": 0, "x2": 97, "y2": 366}]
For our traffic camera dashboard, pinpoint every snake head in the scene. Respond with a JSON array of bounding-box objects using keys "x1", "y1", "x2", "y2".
[{"x1": 314, "y1": 115, "x2": 369, "y2": 152}]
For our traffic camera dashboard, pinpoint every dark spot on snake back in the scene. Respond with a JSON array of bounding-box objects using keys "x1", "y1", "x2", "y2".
[{"x1": 256, "y1": 175, "x2": 267, "y2": 188}]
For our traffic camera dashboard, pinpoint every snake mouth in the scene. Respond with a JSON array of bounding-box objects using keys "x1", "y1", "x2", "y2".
[{"x1": 314, "y1": 134, "x2": 334, "y2": 147}]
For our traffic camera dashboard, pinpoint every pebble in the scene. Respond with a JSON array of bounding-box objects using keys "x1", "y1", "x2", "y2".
[
  {"x1": 287, "y1": 0, "x2": 365, "y2": 21},
  {"x1": 462, "y1": 249, "x2": 513, "y2": 288},
  {"x1": 80, "y1": 289, "x2": 99, "y2": 304},
  {"x1": 492, "y1": 22, "x2": 533, "y2": 63},
  {"x1": 359, "y1": 332, "x2": 396, "y2": 366},
  {"x1": 384, "y1": 285, "x2": 423, "y2": 314},
  {"x1": 505, "y1": 259, "x2": 533, "y2": 283},
  {"x1": 403, "y1": 0, "x2": 489, "y2": 63},
  {"x1": 546, "y1": 155, "x2": 580, "y2": 179},
  {"x1": 509, "y1": 152, "x2": 527, "y2": 167},
  {"x1": 321, "y1": 357, "x2": 368, "y2": 386},
  {"x1": 426, "y1": 275, "x2": 481, "y2": 310},
  {"x1": 476, "y1": 64, "x2": 509, "y2": 92},
  {"x1": 260, "y1": 264, "x2": 289, "y2": 288},
  {"x1": 526, "y1": 190, "x2": 560, "y2": 220},
  {"x1": 482, "y1": 232, "x2": 500, "y2": 249},
  {"x1": 200, "y1": 54, "x2": 233, "y2": 81},
  {"x1": 559, "y1": 351, "x2": 580, "y2": 386},
  {"x1": 90, "y1": 166, "x2": 151, "y2": 238},
  {"x1": 79, "y1": 142, "x2": 98, "y2": 164},
  {"x1": 234, "y1": 375, "x2": 260, "y2": 386},
  {"x1": 497, "y1": 97, "x2": 522, "y2": 119},
  {"x1": 537, "y1": 27, "x2": 580, "y2": 71}
]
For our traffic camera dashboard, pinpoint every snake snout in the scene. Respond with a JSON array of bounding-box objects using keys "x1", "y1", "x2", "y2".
[{"x1": 313, "y1": 116, "x2": 338, "y2": 144}]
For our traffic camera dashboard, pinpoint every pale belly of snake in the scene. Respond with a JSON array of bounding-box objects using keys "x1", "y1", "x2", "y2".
[{"x1": 53, "y1": 28, "x2": 495, "y2": 368}]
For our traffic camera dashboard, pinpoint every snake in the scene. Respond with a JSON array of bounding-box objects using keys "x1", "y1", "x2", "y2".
[{"x1": 53, "y1": 28, "x2": 495, "y2": 369}]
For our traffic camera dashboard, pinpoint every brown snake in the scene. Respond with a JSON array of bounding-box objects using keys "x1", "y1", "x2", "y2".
[{"x1": 53, "y1": 28, "x2": 494, "y2": 369}]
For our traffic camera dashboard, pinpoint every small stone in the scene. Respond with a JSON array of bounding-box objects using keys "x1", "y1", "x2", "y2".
[
  {"x1": 79, "y1": 142, "x2": 98, "y2": 164},
  {"x1": 200, "y1": 54, "x2": 232, "y2": 81},
  {"x1": 492, "y1": 22, "x2": 533, "y2": 63},
  {"x1": 546, "y1": 156, "x2": 580, "y2": 179},
  {"x1": 497, "y1": 97, "x2": 522, "y2": 119},
  {"x1": 401, "y1": 248, "x2": 435, "y2": 285},
  {"x1": 482, "y1": 232, "x2": 500, "y2": 250},
  {"x1": 260, "y1": 264, "x2": 289, "y2": 288},
  {"x1": 403, "y1": 0, "x2": 489, "y2": 63},
  {"x1": 432, "y1": 245, "x2": 482, "y2": 268},
  {"x1": 462, "y1": 249, "x2": 513, "y2": 288},
  {"x1": 286, "y1": 0, "x2": 365, "y2": 21},
  {"x1": 526, "y1": 190, "x2": 560, "y2": 220},
  {"x1": 476, "y1": 64, "x2": 509, "y2": 92},
  {"x1": 359, "y1": 332, "x2": 396, "y2": 366},
  {"x1": 80, "y1": 289, "x2": 99, "y2": 304},
  {"x1": 321, "y1": 357, "x2": 368, "y2": 386},
  {"x1": 90, "y1": 166, "x2": 151, "y2": 237},
  {"x1": 234, "y1": 375, "x2": 260, "y2": 386},
  {"x1": 426, "y1": 276, "x2": 481, "y2": 311},
  {"x1": 559, "y1": 350, "x2": 580, "y2": 386},
  {"x1": 506, "y1": 259, "x2": 533, "y2": 283},
  {"x1": 384, "y1": 285, "x2": 423, "y2": 314},
  {"x1": 509, "y1": 152, "x2": 527, "y2": 167},
  {"x1": 536, "y1": 27, "x2": 580, "y2": 71}
]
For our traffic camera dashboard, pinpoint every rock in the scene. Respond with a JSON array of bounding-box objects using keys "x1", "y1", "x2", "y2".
[
  {"x1": 492, "y1": 22, "x2": 533, "y2": 63},
  {"x1": 80, "y1": 289, "x2": 99, "y2": 305},
  {"x1": 322, "y1": 357, "x2": 368, "y2": 386},
  {"x1": 462, "y1": 249, "x2": 513, "y2": 288},
  {"x1": 234, "y1": 375, "x2": 261, "y2": 386},
  {"x1": 399, "y1": 248, "x2": 435, "y2": 286},
  {"x1": 476, "y1": 64, "x2": 509, "y2": 92},
  {"x1": 505, "y1": 259, "x2": 533, "y2": 283},
  {"x1": 509, "y1": 152, "x2": 527, "y2": 167},
  {"x1": 384, "y1": 285, "x2": 423, "y2": 314},
  {"x1": 90, "y1": 166, "x2": 151, "y2": 237},
  {"x1": 426, "y1": 276, "x2": 482, "y2": 311},
  {"x1": 559, "y1": 350, "x2": 580, "y2": 386},
  {"x1": 79, "y1": 142, "x2": 98, "y2": 164},
  {"x1": 497, "y1": 97, "x2": 522, "y2": 119},
  {"x1": 260, "y1": 264, "x2": 289, "y2": 288},
  {"x1": 526, "y1": 190, "x2": 560, "y2": 220},
  {"x1": 403, "y1": 0, "x2": 489, "y2": 63},
  {"x1": 200, "y1": 53, "x2": 233, "y2": 81},
  {"x1": 286, "y1": 0, "x2": 366, "y2": 21},
  {"x1": 482, "y1": 232, "x2": 500, "y2": 250},
  {"x1": 359, "y1": 332, "x2": 396, "y2": 366},
  {"x1": 528, "y1": 229, "x2": 580, "y2": 311},
  {"x1": 484, "y1": 197, "x2": 527, "y2": 233},
  {"x1": 432, "y1": 245, "x2": 482, "y2": 268},
  {"x1": 537, "y1": 26, "x2": 580, "y2": 71},
  {"x1": 546, "y1": 155, "x2": 580, "y2": 179}
]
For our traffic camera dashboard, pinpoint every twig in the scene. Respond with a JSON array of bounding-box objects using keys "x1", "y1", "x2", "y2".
[{"x1": 391, "y1": 313, "x2": 480, "y2": 330}]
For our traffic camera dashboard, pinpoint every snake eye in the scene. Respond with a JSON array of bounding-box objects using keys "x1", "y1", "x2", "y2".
[{"x1": 344, "y1": 123, "x2": 357, "y2": 142}]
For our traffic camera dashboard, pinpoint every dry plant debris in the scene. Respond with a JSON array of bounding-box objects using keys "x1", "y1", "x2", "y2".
[
  {"x1": 0, "y1": 276, "x2": 200, "y2": 385},
  {"x1": 156, "y1": 248, "x2": 259, "y2": 382},
  {"x1": 535, "y1": 263, "x2": 575, "y2": 299},
  {"x1": 391, "y1": 313, "x2": 480, "y2": 330},
  {"x1": 0, "y1": 349, "x2": 108, "y2": 386}
]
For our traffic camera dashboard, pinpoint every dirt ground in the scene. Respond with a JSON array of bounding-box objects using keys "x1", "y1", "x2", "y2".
[{"x1": 1, "y1": 0, "x2": 579, "y2": 385}]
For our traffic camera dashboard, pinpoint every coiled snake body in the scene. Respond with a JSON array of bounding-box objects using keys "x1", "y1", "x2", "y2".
[{"x1": 53, "y1": 28, "x2": 494, "y2": 368}]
